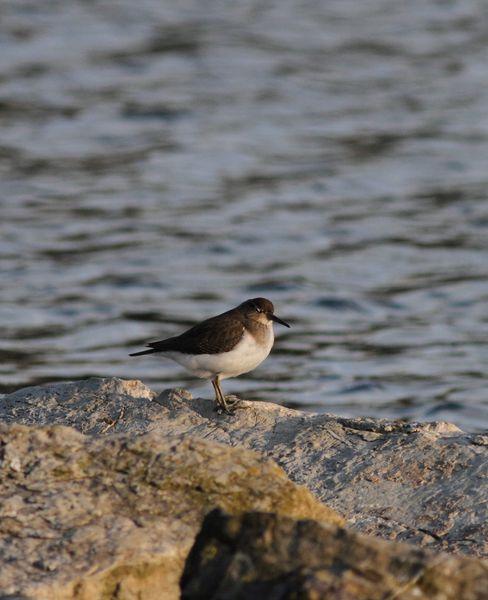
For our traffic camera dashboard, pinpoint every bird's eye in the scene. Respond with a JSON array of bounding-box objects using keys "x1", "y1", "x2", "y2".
[{"x1": 253, "y1": 304, "x2": 262, "y2": 313}]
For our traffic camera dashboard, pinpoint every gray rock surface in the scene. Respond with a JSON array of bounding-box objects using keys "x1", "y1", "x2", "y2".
[
  {"x1": 0, "y1": 423, "x2": 340, "y2": 599},
  {"x1": 2, "y1": 377, "x2": 487, "y2": 557},
  {"x1": 181, "y1": 509, "x2": 488, "y2": 600},
  {"x1": 0, "y1": 378, "x2": 158, "y2": 435}
]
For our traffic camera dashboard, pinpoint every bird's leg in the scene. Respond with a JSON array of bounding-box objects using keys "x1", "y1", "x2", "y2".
[
  {"x1": 211, "y1": 376, "x2": 226, "y2": 412},
  {"x1": 212, "y1": 376, "x2": 232, "y2": 414},
  {"x1": 212, "y1": 376, "x2": 238, "y2": 415},
  {"x1": 211, "y1": 376, "x2": 247, "y2": 414}
]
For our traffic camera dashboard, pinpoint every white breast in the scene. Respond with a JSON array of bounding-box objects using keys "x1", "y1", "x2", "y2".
[{"x1": 163, "y1": 323, "x2": 274, "y2": 380}]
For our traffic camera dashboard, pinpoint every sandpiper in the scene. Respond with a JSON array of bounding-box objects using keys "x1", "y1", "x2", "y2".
[{"x1": 129, "y1": 297, "x2": 290, "y2": 414}]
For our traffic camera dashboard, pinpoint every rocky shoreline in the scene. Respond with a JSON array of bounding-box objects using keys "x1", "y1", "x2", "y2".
[{"x1": 1, "y1": 378, "x2": 487, "y2": 599}]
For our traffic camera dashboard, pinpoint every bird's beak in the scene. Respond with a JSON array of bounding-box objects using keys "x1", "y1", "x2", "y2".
[{"x1": 270, "y1": 313, "x2": 290, "y2": 328}]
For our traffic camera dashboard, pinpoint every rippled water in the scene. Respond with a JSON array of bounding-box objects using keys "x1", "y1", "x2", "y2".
[{"x1": 1, "y1": 1, "x2": 488, "y2": 431}]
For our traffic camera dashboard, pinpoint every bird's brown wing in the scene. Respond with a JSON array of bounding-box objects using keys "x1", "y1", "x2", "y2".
[{"x1": 147, "y1": 311, "x2": 245, "y2": 355}]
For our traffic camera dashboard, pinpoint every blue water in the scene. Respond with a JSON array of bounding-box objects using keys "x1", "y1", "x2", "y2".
[{"x1": 1, "y1": 0, "x2": 488, "y2": 431}]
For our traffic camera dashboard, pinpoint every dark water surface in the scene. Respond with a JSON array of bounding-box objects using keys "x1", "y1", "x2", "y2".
[{"x1": 1, "y1": 1, "x2": 488, "y2": 431}]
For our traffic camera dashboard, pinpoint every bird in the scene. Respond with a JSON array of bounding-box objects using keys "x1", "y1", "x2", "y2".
[{"x1": 129, "y1": 297, "x2": 290, "y2": 414}]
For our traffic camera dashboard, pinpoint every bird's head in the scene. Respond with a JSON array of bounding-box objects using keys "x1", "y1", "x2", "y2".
[{"x1": 238, "y1": 297, "x2": 290, "y2": 328}]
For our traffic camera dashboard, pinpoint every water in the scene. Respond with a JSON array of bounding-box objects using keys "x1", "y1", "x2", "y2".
[{"x1": 1, "y1": 0, "x2": 488, "y2": 432}]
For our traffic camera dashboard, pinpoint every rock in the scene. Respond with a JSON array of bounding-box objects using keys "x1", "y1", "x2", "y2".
[
  {"x1": 151, "y1": 387, "x2": 488, "y2": 558},
  {"x1": 0, "y1": 423, "x2": 342, "y2": 599},
  {"x1": 0, "y1": 377, "x2": 158, "y2": 435},
  {"x1": 181, "y1": 509, "x2": 488, "y2": 600},
  {"x1": 2, "y1": 377, "x2": 487, "y2": 557}
]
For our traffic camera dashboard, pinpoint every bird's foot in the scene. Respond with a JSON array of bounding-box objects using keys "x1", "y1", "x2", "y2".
[
  {"x1": 215, "y1": 405, "x2": 234, "y2": 416},
  {"x1": 213, "y1": 395, "x2": 247, "y2": 415},
  {"x1": 224, "y1": 394, "x2": 241, "y2": 407}
]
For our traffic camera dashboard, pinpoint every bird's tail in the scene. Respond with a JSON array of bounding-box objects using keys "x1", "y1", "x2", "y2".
[{"x1": 129, "y1": 348, "x2": 157, "y2": 357}]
